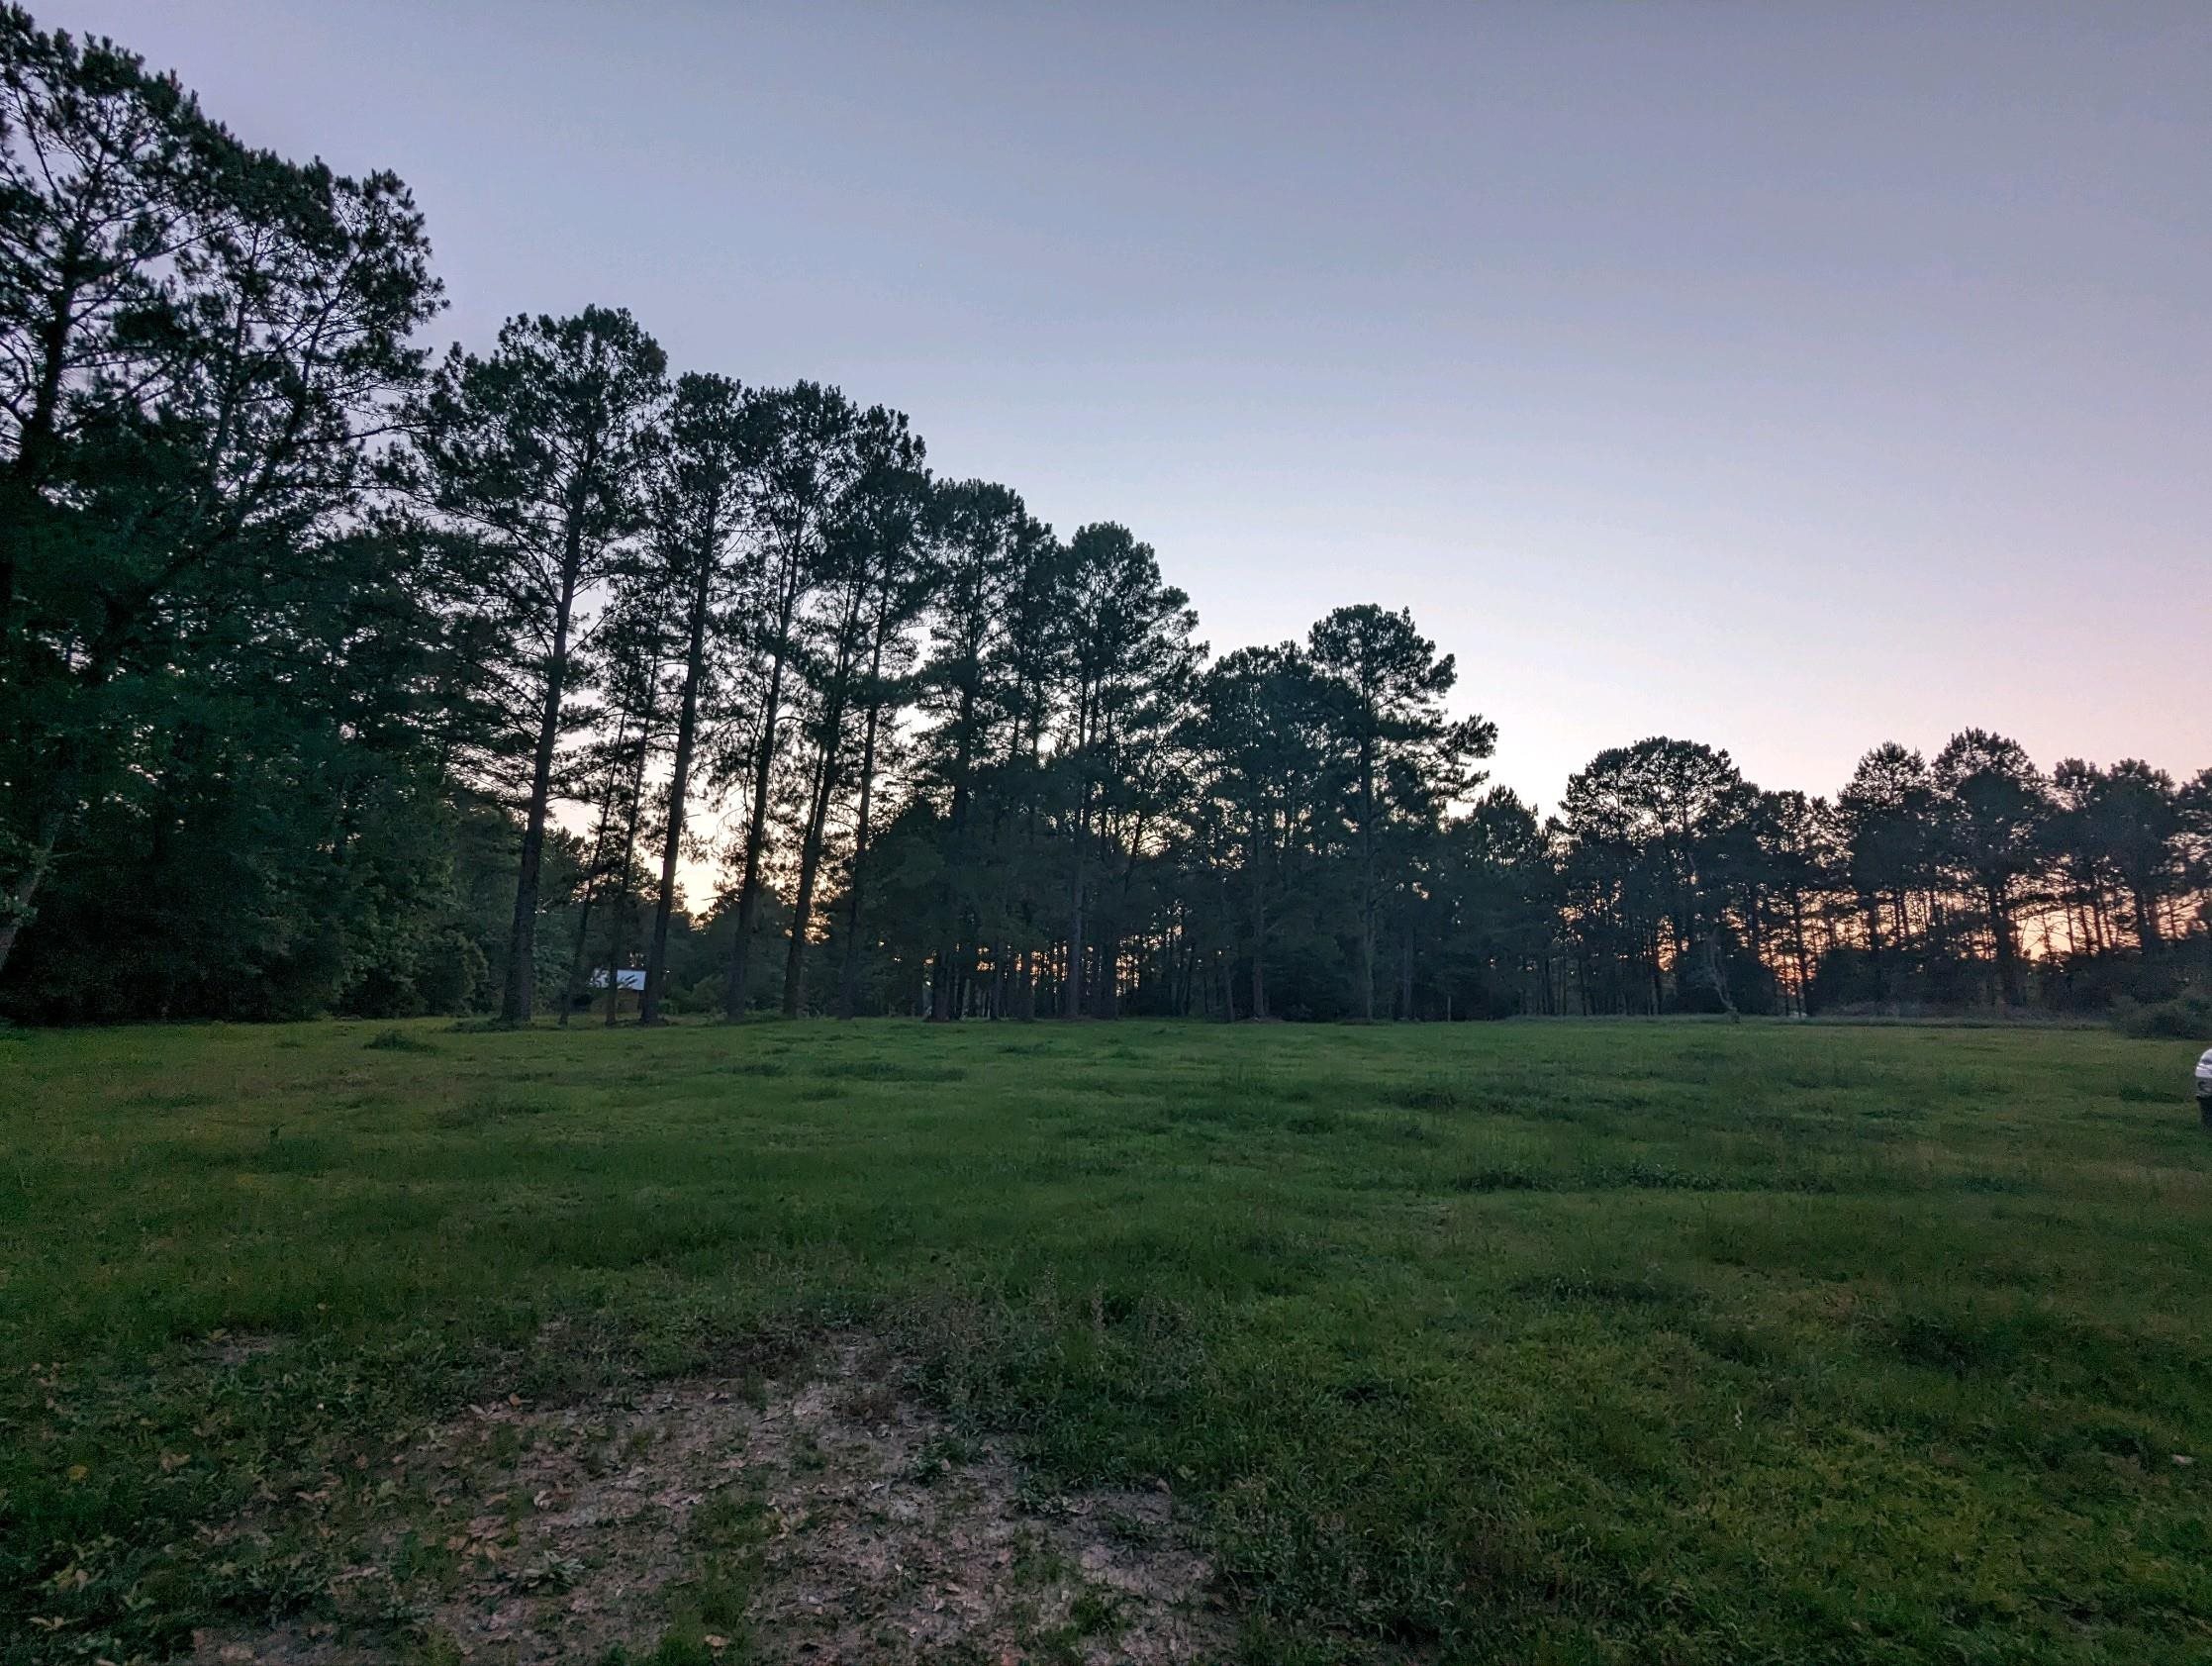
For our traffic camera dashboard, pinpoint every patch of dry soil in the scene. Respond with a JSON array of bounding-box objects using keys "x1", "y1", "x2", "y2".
[{"x1": 189, "y1": 1334, "x2": 1234, "y2": 1664}]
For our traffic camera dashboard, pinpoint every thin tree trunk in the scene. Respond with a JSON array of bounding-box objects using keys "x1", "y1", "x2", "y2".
[
  {"x1": 1092, "y1": 920, "x2": 1116, "y2": 1019},
  {"x1": 1098, "y1": 812, "x2": 1148, "y2": 1022},
  {"x1": 725, "y1": 613, "x2": 793, "y2": 1020},
  {"x1": 1012, "y1": 727, "x2": 1044, "y2": 1023},
  {"x1": 641, "y1": 560, "x2": 713, "y2": 1027},
  {"x1": 559, "y1": 752, "x2": 626, "y2": 1028},
  {"x1": 1789, "y1": 892, "x2": 1814, "y2": 1016},
  {"x1": 1989, "y1": 883, "x2": 2022, "y2": 1007},
  {"x1": 835, "y1": 679, "x2": 887, "y2": 1020},
  {"x1": 783, "y1": 740, "x2": 840, "y2": 1018},
  {"x1": 503, "y1": 556, "x2": 581, "y2": 1026},
  {"x1": 785, "y1": 579, "x2": 871, "y2": 1017},
  {"x1": 1247, "y1": 822, "x2": 1269, "y2": 1021},
  {"x1": 1357, "y1": 728, "x2": 1377, "y2": 1021},
  {"x1": 1063, "y1": 701, "x2": 1094, "y2": 1020},
  {"x1": 604, "y1": 737, "x2": 651, "y2": 1027},
  {"x1": 2132, "y1": 883, "x2": 2164, "y2": 956},
  {"x1": 931, "y1": 671, "x2": 984, "y2": 1023}
]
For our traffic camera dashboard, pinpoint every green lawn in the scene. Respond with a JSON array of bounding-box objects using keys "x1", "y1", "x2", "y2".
[{"x1": 4, "y1": 1018, "x2": 2210, "y2": 1664}]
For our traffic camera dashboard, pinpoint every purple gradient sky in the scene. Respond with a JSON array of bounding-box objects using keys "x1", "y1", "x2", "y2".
[{"x1": 63, "y1": 1, "x2": 2212, "y2": 809}]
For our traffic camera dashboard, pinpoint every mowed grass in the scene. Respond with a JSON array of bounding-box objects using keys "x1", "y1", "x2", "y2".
[{"x1": 3, "y1": 1017, "x2": 2210, "y2": 1664}]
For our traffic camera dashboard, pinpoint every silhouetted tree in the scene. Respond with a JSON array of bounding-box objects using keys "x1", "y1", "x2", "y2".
[
  {"x1": 781, "y1": 406, "x2": 923, "y2": 1016},
  {"x1": 0, "y1": 9, "x2": 439, "y2": 979},
  {"x1": 1055, "y1": 525, "x2": 1200, "y2": 1018},
  {"x1": 7, "y1": 9, "x2": 2208, "y2": 1029},
  {"x1": 1932, "y1": 729, "x2": 2048, "y2": 1007},
  {"x1": 410, "y1": 307, "x2": 665, "y2": 1023},
  {"x1": 1306, "y1": 606, "x2": 1495, "y2": 1020},
  {"x1": 638, "y1": 373, "x2": 757, "y2": 1024},
  {"x1": 721, "y1": 382, "x2": 867, "y2": 1019}
]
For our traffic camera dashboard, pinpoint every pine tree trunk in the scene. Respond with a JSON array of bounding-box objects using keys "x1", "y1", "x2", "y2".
[
  {"x1": 1064, "y1": 772, "x2": 1092, "y2": 1018},
  {"x1": 725, "y1": 630, "x2": 790, "y2": 1020},
  {"x1": 559, "y1": 772, "x2": 624, "y2": 1028},
  {"x1": 1247, "y1": 818, "x2": 1269, "y2": 1021},
  {"x1": 641, "y1": 561, "x2": 712, "y2": 1027},
  {"x1": 835, "y1": 681, "x2": 887, "y2": 1020},
  {"x1": 1989, "y1": 882, "x2": 2022, "y2": 1007},
  {"x1": 1357, "y1": 729, "x2": 1378, "y2": 1021},
  {"x1": 604, "y1": 736, "x2": 651, "y2": 1027},
  {"x1": 1790, "y1": 893, "x2": 1814, "y2": 1016},
  {"x1": 2132, "y1": 883, "x2": 2164, "y2": 955},
  {"x1": 784, "y1": 740, "x2": 839, "y2": 1018},
  {"x1": 785, "y1": 585, "x2": 871, "y2": 1017},
  {"x1": 503, "y1": 555, "x2": 581, "y2": 1026}
]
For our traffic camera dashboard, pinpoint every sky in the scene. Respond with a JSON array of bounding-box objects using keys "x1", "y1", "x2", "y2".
[{"x1": 56, "y1": 0, "x2": 2212, "y2": 815}]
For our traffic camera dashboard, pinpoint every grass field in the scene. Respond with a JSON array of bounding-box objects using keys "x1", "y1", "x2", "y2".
[{"x1": 4, "y1": 1018, "x2": 2210, "y2": 1665}]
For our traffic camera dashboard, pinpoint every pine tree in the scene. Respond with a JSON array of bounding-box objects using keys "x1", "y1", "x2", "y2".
[{"x1": 409, "y1": 308, "x2": 667, "y2": 1023}]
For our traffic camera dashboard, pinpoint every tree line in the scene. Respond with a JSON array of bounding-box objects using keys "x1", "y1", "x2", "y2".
[{"x1": 3, "y1": 12, "x2": 2207, "y2": 1027}]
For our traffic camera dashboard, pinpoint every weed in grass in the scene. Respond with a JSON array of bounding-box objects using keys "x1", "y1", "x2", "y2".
[{"x1": 1072, "y1": 1587, "x2": 1121, "y2": 1635}]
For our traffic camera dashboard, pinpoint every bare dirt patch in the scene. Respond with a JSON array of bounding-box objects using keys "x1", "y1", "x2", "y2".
[{"x1": 189, "y1": 1333, "x2": 1233, "y2": 1664}]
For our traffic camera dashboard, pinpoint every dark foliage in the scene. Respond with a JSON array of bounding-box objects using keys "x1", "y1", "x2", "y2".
[{"x1": 2, "y1": 10, "x2": 2205, "y2": 1024}]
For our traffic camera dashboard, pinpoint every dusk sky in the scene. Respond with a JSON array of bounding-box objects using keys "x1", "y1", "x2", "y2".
[{"x1": 63, "y1": 1, "x2": 2212, "y2": 813}]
